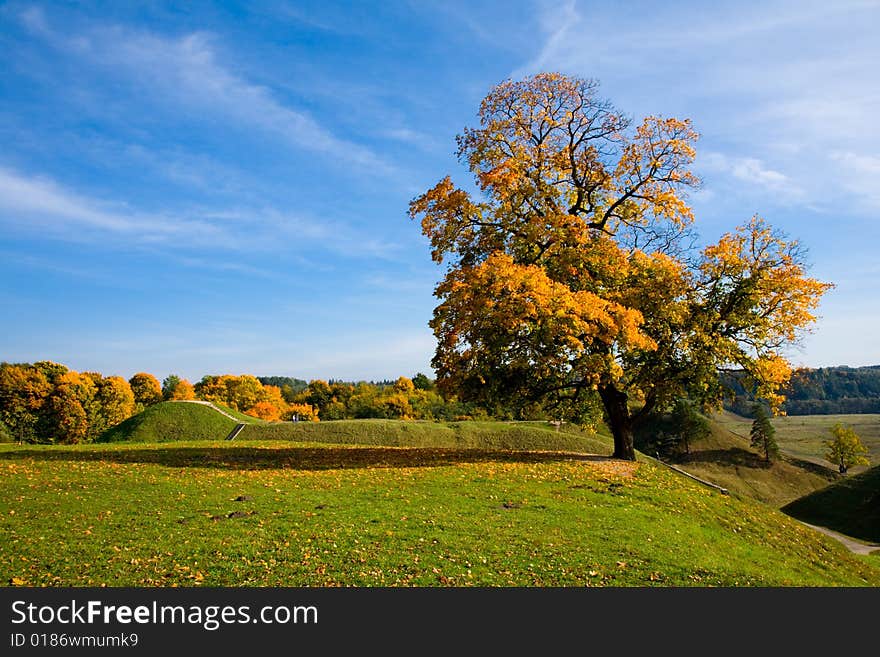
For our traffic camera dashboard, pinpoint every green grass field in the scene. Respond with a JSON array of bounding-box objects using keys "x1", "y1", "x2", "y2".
[
  {"x1": 1, "y1": 440, "x2": 877, "y2": 587},
  {"x1": 782, "y1": 465, "x2": 880, "y2": 544},
  {"x1": 97, "y1": 401, "x2": 840, "y2": 509},
  {"x1": 714, "y1": 411, "x2": 880, "y2": 470}
]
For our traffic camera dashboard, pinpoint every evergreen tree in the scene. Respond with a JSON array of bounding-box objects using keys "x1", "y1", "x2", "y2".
[
  {"x1": 750, "y1": 404, "x2": 778, "y2": 463},
  {"x1": 161, "y1": 375, "x2": 181, "y2": 400}
]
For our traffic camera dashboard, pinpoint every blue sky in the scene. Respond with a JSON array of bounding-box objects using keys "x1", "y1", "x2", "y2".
[{"x1": 1, "y1": 0, "x2": 878, "y2": 382}]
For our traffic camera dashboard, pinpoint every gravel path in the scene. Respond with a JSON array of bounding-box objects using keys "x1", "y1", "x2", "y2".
[
  {"x1": 169, "y1": 399, "x2": 247, "y2": 423},
  {"x1": 801, "y1": 523, "x2": 879, "y2": 555}
]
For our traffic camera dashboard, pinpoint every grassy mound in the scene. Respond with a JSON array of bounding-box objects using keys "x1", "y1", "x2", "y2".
[
  {"x1": 102, "y1": 400, "x2": 612, "y2": 453},
  {"x1": 196, "y1": 402, "x2": 268, "y2": 425},
  {"x1": 98, "y1": 403, "x2": 836, "y2": 510},
  {"x1": 668, "y1": 418, "x2": 837, "y2": 507},
  {"x1": 0, "y1": 440, "x2": 877, "y2": 586},
  {"x1": 242, "y1": 419, "x2": 612, "y2": 453},
  {"x1": 782, "y1": 465, "x2": 880, "y2": 543},
  {"x1": 99, "y1": 401, "x2": 238, "y2": 443}
]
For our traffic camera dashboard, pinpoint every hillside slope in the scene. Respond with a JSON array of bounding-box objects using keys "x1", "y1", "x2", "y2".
[
  {"x1": 97, "y1": 403, "x2": 831, "y2": 509},
  {"x1": 99, "y1": 401, "x2": 613, "y2": 453},
  {"x1": 242, "y1": 419, "x2": 612, "y2": 453},
  {"x1": 0, "y1": 440, "x2": 877, "y2": 586},
  {"x1": 668, "y1": 418, "x2": 837, "y2": 507},
  {"x1": 782, "y1": 465, "x2": 880, "y2": 544},
  {"x1": 99, "y1": 401, "x2": 239, "y2": 443}
]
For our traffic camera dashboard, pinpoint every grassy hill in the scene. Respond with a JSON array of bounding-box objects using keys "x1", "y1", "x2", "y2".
[
  {"x1": 0, "y1": 439, "x2": 877, "y2": 586},
  {"x1": 242, "y1": 419, "x2": 612, "y2": 453},
  {"x1": 200, "y1": 402, "x2": 270, "y2": 425},
  {"x1": 667, "y1": 418, "x2": 837, "y2": 507},
  {"x1": 99, "y1": 401, "x2": 613, "y2": 453},
  {"x1": 782, "y1": 465, "x2": 880, "y2": 544},
  {"x1": 714, "y1": 410, "x2": 880, "y2": 469},
  {"x1": 97, "y1": 403, "x2": 834, "y2": 509},
  {"x1": 99, "y1": 401, "x2": 240, "y2": 443}
]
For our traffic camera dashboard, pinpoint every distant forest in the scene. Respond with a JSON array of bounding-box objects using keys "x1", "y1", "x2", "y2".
[
  {"x1": 724, "y1": 365, "x2": 880, "y2": 416},
  {"x1": 255, "y1": 377, "x2": 417, "y2": 396}
]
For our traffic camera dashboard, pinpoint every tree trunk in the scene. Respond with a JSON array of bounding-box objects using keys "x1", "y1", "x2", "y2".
[{"x1": 599, "y1": 383, "x2": 636, "y2": 461}]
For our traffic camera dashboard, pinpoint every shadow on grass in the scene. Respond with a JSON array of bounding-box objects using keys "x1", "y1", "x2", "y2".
[
  {"x1": 780, "y1": 454, "x2": 839, "y2": 479},
  {"x1": 675, "y1": 447, "x2": 773, "y2": 469},
  {"x1": 675, "y1": 447, "x2": 839, "y2": 481},
  {"x1": 0, "y1": 446, "x2": 612, "y2": 471}
]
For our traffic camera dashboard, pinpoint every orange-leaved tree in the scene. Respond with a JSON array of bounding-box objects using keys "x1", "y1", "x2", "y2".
[
  {"x1": 410, "y1": 73, "x2": 831, "y2": 460},
  {"x1": 244, "y1": 385, "x2": 289, "y2": 421},
  {"x1": 0, "y1": 363, "x2": 53, "y2": 443},
  {"x1": 45, "y1": 371, "x2": 97, "y2": 444},
  {"x1": 169, "y1": 379, "x2": 196, "y2": 401},
  {"x1": 286, "y1": 403, "x2": 319, "y2": 422},
  {"x1": 93, "y1": 375, "x2": 136, "y2": 436},
  {"x1": 129, "y1": 372, "x2": 162, "y2": 408}
]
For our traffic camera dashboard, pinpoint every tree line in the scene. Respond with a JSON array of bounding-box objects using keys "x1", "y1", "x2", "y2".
[
  {"x1": 722, "y1": 366, "x2": 880, "y2": 416},
  {"x1": 1, "y1": 361, "x2": 578, "y2": 444}
]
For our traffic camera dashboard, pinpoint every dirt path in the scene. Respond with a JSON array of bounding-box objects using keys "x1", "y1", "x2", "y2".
[
  {"x1": 801, "y1": 523, "x2": 879, "y2": 555},
  {"x1": 169, "y1": 400, "x2": 248, "y2": 423}
]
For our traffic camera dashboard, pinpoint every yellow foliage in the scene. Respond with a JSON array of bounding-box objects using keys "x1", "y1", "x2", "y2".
[
  {"x1": 245, "y1": 401, "x2": 283, "y2": 422},
  {"x1": 129, "y1": 372, "x2": 162, "y2": 406},
  {"x1": 393, "y1": 376, "x2": 416, "y2": 393},
  {"x1": 409, "y1": 73, "x2": 832, "y2": 459},
  {"x1": 287, "y1": 403, "x2": 319, "y2": 422},
  {"x1": 169, "y1": 379, "x2": 196, "y2": 400}
]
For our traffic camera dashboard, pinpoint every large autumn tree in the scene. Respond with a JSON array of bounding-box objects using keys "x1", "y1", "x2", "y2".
[{"x1": 410, "y1": 73, "x2": 831, "y2": 460}]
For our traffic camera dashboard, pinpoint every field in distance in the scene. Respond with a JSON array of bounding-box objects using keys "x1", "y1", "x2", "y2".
[{"x1": 713, "y1": 411, "x2": 880, "y2": 471}]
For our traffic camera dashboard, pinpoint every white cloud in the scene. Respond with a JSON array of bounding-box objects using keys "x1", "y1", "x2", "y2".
[
  {"x1": 729, "y1": 159, "x2": 792, "y2": 191},
  {"x1": 0, "y1": 166, "x2": 224, "y2": 243},
  {"x1": 698, "y1": 152, "x2": 803, "y2": 201},
  {"x1": 513, "y1": 0, "x2": 580, "y2": 78},
  {"x1": 830, "y1": 151, "x2": 880, "y2": 210},
  {"x1": 284, "y1": 330, "x2": 437, "y2": 380},
  {"x1": 18, "y1": 8, "x2": 390, "y2": 174},
  {"x1": 0, "y1": 166, "x2": 400, "y2": 258},
  {"x1": 515, "y1": 0, "x2": 880, "y2": 216},
  {"x1": 832, "y1": 151, "x2": 880, "y2": 176},
  {"x1": 383, "y1": 127, "x2": 440, "y2": 152}
]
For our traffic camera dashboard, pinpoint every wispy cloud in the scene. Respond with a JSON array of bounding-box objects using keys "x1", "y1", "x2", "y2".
[
  {"x1": 517, "y1": 0, "x2": 879, "y2": 75},
  {"x1": 0, "y1": 250, "x2": 143, "y2": 288},
  {"x1": 362, "y1": 273, "x2": 437, "y2": 294},
  {"x1": 830, "y1": 151, "x2": 880, "y2": 210},
  {"x1": 0, "y1": 166, "x2": 226, "y2": 244},
  {"x1": 0, "y1": 166, "x2": 400, "y2": 259},
  {"x1": 283, "y1": 330, "x2": 437, "y2": 379},
  {"x1": 516, "y1": 0, "x2": 880, "y2": 216},
  {"x1": 512, "y1": 0, "x2": 579, "y2": 78},
  {"x1": 17, "y1": 7, "x2": 391, "y2": 174},
  {"x1": 699, "y1": 153, "x2": 804, "y2": 202},
  {"x1": 382, "y1": 127, "x2": 441, "y2": 153}
]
